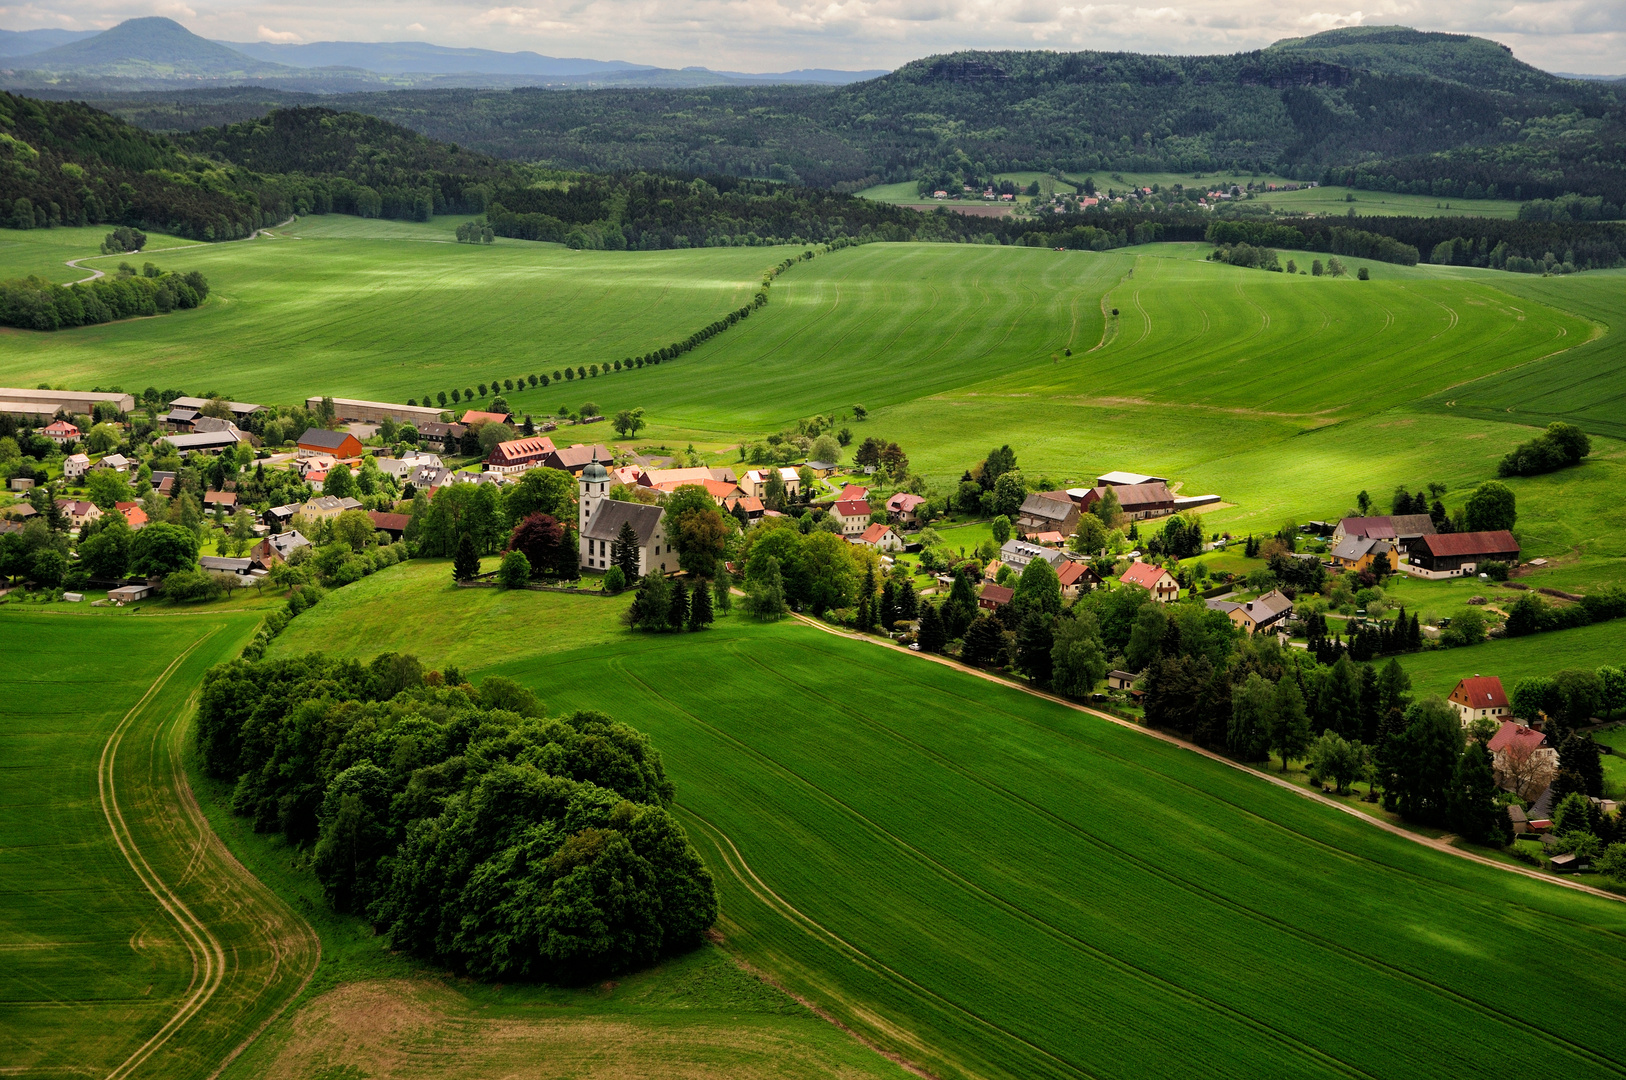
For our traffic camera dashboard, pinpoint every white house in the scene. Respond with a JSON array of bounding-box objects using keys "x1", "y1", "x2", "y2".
[
  {"x1": 832, "y1": 499, "x2": 872, "y2": 536},
  {"x1": 63, "y1": 453, "x2": 90, "y2": 480},
  {"x1": 855, "y1": 522, "x2": 905, "y2": 552},
  {"x1": 578, "y1": 461, "x2": 671, "y2": 575},
  {"x1": 740, "y1": 467, "x2": 801, "y2": 499}
]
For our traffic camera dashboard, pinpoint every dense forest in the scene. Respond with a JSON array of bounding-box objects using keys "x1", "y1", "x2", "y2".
[{"x1": 59, "y1": 27, "x2": 1626, "y2": 205}]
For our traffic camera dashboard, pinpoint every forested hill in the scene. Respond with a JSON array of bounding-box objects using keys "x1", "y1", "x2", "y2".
[{"x1": 66, "y1": 26, "x2": 1626, "y2": 203}]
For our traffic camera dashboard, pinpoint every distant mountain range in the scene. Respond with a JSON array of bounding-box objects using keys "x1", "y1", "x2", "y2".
[{"x1": 0, "y1": 18, "x2": 886, "y2": 90}]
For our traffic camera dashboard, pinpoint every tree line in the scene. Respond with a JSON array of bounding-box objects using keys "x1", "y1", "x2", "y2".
[
  {"x1": 0, "y1": 263, "x2": 210, "y2": 331},
  {"x1": 195, "y1": 651, "x2": 716, "y2": 982}
]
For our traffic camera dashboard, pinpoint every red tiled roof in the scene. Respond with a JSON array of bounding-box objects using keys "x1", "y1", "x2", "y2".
[
  {"x1": 838, "y1": 484, "x2": 869, "y2": 502},
  {"x1": 834, "y1": 499, "x2": 871, "y2": 518},
  {"x1": 461, "y1": 410, "x2": 510, "y2": 426},
  {"x1": 1451, "y1": 676, "x2": 1508, "y2": 710},
  {"x1": 368, "y1": 511, "x2": 411, "y2": 532},
  {"x1": 1057, "y1": 561, "x2": 1095, "y2": 586},
  {"x1": 488, "y1": 435, "x2": 555, "y2": 466},
  {"x1": 858, "y1": 522, "x2": 893, "y2": 543},
  {"x1": 1421, "y1": 531, "x2": 1519, "y2": 558},
  {"x1": 980, "y1": 584, "x2": 1014, "y2": 605},
  {"x1": 1031, "y1": 531, "x2": 1065, "y2": 545},
  {"x1": 115, "y1": 502, "x2": 147, "y2": 526},
  {"x1": 1121, "y1": 561, "x2": 1173, "y2": 590},
  {"x1": 1488, "y1": 720, "x2": 1545, "y2": 755},
  {"x1": 887, "y1": 492, "x2": 926, "y2": 512}
]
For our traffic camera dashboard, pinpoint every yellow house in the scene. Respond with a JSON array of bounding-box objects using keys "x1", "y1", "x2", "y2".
[{"x1": 1330, "y1": 535, "x2": 1398, "y2": 574}]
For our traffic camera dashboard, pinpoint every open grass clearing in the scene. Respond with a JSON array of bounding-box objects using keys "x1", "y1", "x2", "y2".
[
  {"x1": 274, "y1": 563, "x2": 1626, "y2": 1080},
  {"x1": 1397, "y1": 617, "x2": 1626, "y2": 699},
  {"x1": 0, "y1": 224, "x2": 206, "y2": 282}
]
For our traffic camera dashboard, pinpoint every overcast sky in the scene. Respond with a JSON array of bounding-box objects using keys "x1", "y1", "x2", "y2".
[{"x1": 5, "y1": 0, "x2": 1622, "y2": 74}]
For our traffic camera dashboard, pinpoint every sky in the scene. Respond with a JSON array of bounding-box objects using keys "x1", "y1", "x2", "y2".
[{"x1": 3, "y1": 0, "x2": 1623, "y2": 74}]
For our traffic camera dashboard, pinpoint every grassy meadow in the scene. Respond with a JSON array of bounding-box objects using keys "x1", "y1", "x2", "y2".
[
  {"x1": 268, "y1": 568, "x2": 1626, "y2": 1080},
  {"x1": 0, "y1": 607, "x2": 315, "y2": 1080}
]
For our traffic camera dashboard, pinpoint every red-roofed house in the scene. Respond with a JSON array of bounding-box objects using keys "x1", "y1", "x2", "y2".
[
  {"x1": 367, "y1": 510, "x2": 412, "y2": 540},
  {"x1": 855, "y1": 522, "x2": 905, "y2": 552},
  {"x1": 1448, "y1": 676, "x2": 1511, "y2": 726},
  {"x1": 461, "y1": 410, "x2": 511, "y2": 426},
  {"x1": 836, "y1": 483, "x2": 869, "y2": 503},
  {"x1": 297, "y1": 428, "x2": 364, "y2": 459},
  {"x1": 487, "y1": 435, "x2": 557, "y2": 475},
  {"x1": 1410, "y1": 531, "x2": 1520, "y2": 578},
  {"x1": 115, "y1": 502, "x2": 147, "y2": 530},
  {"x1": 1057, "y1": 560, "x2": 1100, "y2": 599},
  {"x1": 886, "y1": 491, "x2": 927, "y2": 526},
  {"x1": 654, "y1": 477, "x2": 741, "y2": 504},
  {"x1": 832, "y1": 499, "x2": 872, "y2": 537},
  {"x1": 725, "y1": 495, "x2": 765, "y2": 521},
  {"x1": 1487, "y1": 720, "x2": 1558, "y2": 799},
  {"x1": 43, "y1": 419, "x2": 81, "y2": 446},
  {"x1": 979, "y1": 583, "x2": 1014, "y2": 610},
  {"x1": 1120, "y1": 561, "x2": 1179, "y2": 602},
  {"x1": 542, "y1": 443, "x2": 613, "y2": 476},
  {"x1": 55, "y1": 499, "x2": 102, "y2": 528},
  {"x1": 740, "y1": 468, "x2": 802, "y2": 499}
]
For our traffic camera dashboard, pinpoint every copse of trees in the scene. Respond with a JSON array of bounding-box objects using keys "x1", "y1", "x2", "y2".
[
  {"x1": 0, "y1": 266, "x2": 210, "y2": 331},
  {"x1": 195, "y1": 652, "x2": 717, "y2": 982},
  {"x1": 1497, "y1": 422, "x2": 1591, "y2": 478}
]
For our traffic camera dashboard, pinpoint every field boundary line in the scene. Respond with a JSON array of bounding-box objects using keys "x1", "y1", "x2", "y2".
[
  {"x1": 782, "y1": 611, "x2": 1626, "y2": 907},
  {"x1": 99, "y1": 631, "x2": 222, "y2": 1080}
]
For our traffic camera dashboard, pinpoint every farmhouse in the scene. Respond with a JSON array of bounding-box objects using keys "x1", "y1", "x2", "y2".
[
  {"x1": 740, "y1": 468, "x2": 802, "y2": 499},
  {"x1": 887, "y1": 491, "x2": 927, "y2": 525},
  {"x1": 543, "y1": 443, "x2": 613, "y2": 476},
  {"x1": 1207, "y1": 590, "x2": 1293, "y2": 634},
  {"x1": 1448, "y1": 676, "x2": 1511, "y2": 726},
  {"x1": 95, "y1": 453, "x2": 132, "y2": 473},
  {"x1": 297, "y1": 428, "x2": 365, "y2": 459},
  {"x1": 264, "y1": 503, "x2": 300, "y2": 531},
  {"x1": 200, "y1": 555, "x2": 258, "y2": 579},
  {"x1": 251, "y1": 531, "x2": 310, "y2": 566},
  {"x1": 1409, "y1": 531, "x2": 1520, "y2": 579},
  {"x1": 202, "y1": 491, "x2": 237, "y2": 514},
  {"x1": 835, "y1": 483, "x2": 869, "y2": 503},
  {"x1": 724, "y1": 495, "x2": 765, "y2": 521},
  {"x1": 461, "y1": 409, "x2": 511, "y2": 426},
  {"x1": 832, "y1": 499, "x2": 872, "y2": 536},
  {"x1": 979, "y1": 584, "x2": 1013, "y2": 610},
  {"x1": 855, "y1": 523, "x2": 905, "y2": 552},
  {"x1": 416, "y1": 420, "x2": 466, "y2": 443},
  {"x1": 42, "y1": 420, "x2": 80, "y2": 445},
  {"x1": 63, "y1": 453, "x2": 89, "y2": 480},
  {"x1": 55, "y1": 499, "x2": 101, "y2": 528},
  {"x1": 299, "y1": 495, "x2": 364, "y2": 520},
  {"x1": 1107, "y1": 670, "x2": 1138, "y2": 691},
  {"x1": 367, "y1": 511, "x2": 412, "y2": 540},
  {"x1": 578, "y1": 462, "x2": 670, "y2": 574},
  {"x1": 1081, "y1": 481, "x2": 1175, "y2": 521},
  {"x1": 1000, "y1": 538, "x2": 1070, "y2": 573},
  {"x1": 115, "y1": 502, "x2": 147, "y2": 529},
  {"x1": 1017, "y1": 491, "x2": 1081, "y2": 535},
  {"x1": 169, "y1": 396, "x2": 263, "y2": 420},
  {"x1": 1121, "y1": 561, "x2": 1179, "y2": 602},
  {"x1": 1334, "y1": 514, "x2": 1436, "y2": 551},
  {"x1": 640, "y1": 466, "x2": 738, "y2": 490},
  {"x1": 377, "y1": 450, "x2": 443, "y2": 482},
  {"x1": 1330, "y1": 535, "x2": 1398, "y2": 574},
  {"x1": 1056, "y1": 560, "x2": 1100, "y2": 599},
  {"x1": 486, "y1": 435, "x2": 557, "y2": 475},
  {"x1": 1488, "y1": 721, "x2": 1558, "y2": 800},
  {"x1": 307, "y1": 396, "x2": 444, "y2": 425}
]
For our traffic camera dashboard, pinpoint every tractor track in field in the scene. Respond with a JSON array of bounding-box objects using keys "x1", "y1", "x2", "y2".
[
  {"x1": 782, "y1": 611, "x2": 1626, "y2": 908},
  {"x1": 97, "y1": 625, "x2": 319, "y2": 1080}
]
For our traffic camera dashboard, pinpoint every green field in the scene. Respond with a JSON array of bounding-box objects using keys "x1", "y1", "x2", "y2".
[
  {"x1": 0, "y1": 225, "x2": 206, "y2": 281},
  {"x1": 0, "y1": 607, "x2": 315, "y2": 1079},
  {"x1": 0, "y1": 216, "x2": 771, "y2": 403},
  {"x1": 1397, "y1": 616, "x2": 1626, "y2": 698},
  {"x1": 268, "y1": 567, "x2": 1626, "y2": 1080}
]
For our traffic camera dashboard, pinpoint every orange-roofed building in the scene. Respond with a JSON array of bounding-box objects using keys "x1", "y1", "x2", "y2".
[
  {"x1": 115, "y1": 502, "x2": 148, "y2": 530},
  {"x1": 855, "y1": 522, "x2": 904, "y2": 552},
  {"x1": 461, "y1": 410, "x2": 511, "y2": 426},
  {"x1": 1120, "y1": 561, "x2": 1178, "y2": 602},
  {"x1": 1448, "y1": 676, "x2": 1511, "y2": 726}
]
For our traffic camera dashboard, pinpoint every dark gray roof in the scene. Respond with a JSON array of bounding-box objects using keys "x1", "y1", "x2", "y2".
[
  {"x1": 583, "y1": 499, "x2": 664, "y2": 544},
  {"x1": 298, "y1": 428, "x2": 353, "y2": 451},
  {"x1": 1019, "y1": 492, "x2": 1075, "y2": 521}
]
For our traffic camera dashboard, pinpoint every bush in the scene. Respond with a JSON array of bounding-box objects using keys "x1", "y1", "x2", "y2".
[
  {"x1": 498, "y1": 550, "x2": 531, "y2": 588},
  {"x1": 603, "y1": 565, "x2": 627, "y2": 593},
  {"x1": 1481, "y1": 560, "x2": 1509, "y2": 581},
  {"x1": 162, "y1": 568, "x2": 230, "y2": 603}
]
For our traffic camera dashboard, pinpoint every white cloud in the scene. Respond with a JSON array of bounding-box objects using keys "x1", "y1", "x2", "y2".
[
  {"x1": 256, "y1": 24, "x2": 302, "y2": 41},
  {"x1": 0, "y1": 0, "x2": 1619, "y2": 73}
]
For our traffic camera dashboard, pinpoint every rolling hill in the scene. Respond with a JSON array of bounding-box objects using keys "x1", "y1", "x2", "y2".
[{"x1": 9, "y1": 17, "x2": 296, "y2": 79}]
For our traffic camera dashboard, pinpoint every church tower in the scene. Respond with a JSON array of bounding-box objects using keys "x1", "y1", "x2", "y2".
[{"x1": 579, "y1": 460, "x2": 609, "y2": 533}]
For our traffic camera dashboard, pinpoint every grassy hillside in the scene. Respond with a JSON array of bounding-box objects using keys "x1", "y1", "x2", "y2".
[
  {"x1": 268, "y1": 568, "x2": 1626, "y2": 1080},
  {"x1": 0, "y1": 607, "x2": 313, "y2": 1079},
  {"x1": 1398, "y1": 616, "x2": 1626, "y2": 699}
]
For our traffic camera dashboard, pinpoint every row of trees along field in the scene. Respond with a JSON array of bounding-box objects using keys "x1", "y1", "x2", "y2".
[
  {"x1": 0, "y1": 258, "x2": 208, "y2": 330},
  {"x1": 196, "y1": 652, "x2": 717, "y2": 982}
]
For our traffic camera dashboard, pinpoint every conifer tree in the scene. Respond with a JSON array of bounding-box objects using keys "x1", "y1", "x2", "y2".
[
  {"x1": 917, "y1": 602, "x2": 947, "y2": 653},
  {"x1": 452, "y1": 531, "x2": 480, "y2": 582},
  {"x1": 879, "y1": 580, "x2": 897, "y2": 630},
  {"x1": 668, "y1": 579, "x2": 689, "y2": 631},
  {"x1": 898, "y1": 579, "x2": 918, "y2": 621},
  {"x1": 688, "y1": 579, "x2": 714, "y2": 630},
  {"x1": 712, "y1": 562, "x2": 733, "y2": 613}
]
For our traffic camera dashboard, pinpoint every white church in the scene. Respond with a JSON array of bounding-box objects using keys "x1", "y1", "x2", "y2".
[{"x1": 578, "y1": 461, "x2": 672, "y2": 575}]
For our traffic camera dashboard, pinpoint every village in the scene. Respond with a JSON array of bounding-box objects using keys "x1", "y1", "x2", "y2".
[{"x1": 0, "y1": 384, "x2": 1620, "y2": 874}]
